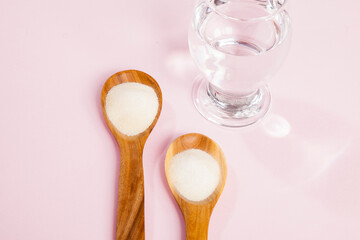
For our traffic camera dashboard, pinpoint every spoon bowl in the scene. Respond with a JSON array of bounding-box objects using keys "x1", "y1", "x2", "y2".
[
  {"x1": 101, "y1": 70, "x2": 162, "y2": 139},
  {"x1": 101, "y1": 70, "x2": 162, "y2": 240},
  {"x1": 165, "y1": 133, "x2": 227, "y2": 240}
]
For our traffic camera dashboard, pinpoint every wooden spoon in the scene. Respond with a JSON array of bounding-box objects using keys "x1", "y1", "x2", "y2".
[
  {"x1": 165, "y1": 133, "x2": 227, "y2": 240},
  {"x1": 101, "y1": 70, "x2": 162, "y2": 240}
]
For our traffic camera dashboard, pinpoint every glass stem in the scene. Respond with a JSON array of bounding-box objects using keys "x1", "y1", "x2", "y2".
[{"x1": 207, "y1": 83, "x2": 263, "y2": 116}]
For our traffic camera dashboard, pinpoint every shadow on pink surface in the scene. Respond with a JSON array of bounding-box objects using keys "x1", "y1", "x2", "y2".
[
  {"x1": 242, "y1": 96, "x2": 360, "y2": 214},
  {"x1": 210, "y1": 166, "x2": 239, "y2": 240},
  {"x1": 143, "y1": 102, "x2": 182, "y2": 240},
  {"x1": 158, "y1": 145, "x2": 186, "y2": 240},
  {"x1": 244, "y1": 96, "x2": 356, "y2": 185},
  {"x1": 95, "y1": 72, "x2": 121, "y2": 240}
]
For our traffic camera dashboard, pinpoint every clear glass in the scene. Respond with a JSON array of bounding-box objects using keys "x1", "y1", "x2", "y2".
[{"x1": 189, "y1": 0, "x2": 291, "y2": 127}]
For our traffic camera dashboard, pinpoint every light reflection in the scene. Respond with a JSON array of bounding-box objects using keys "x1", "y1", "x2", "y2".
[
  {"x1": 213, "y1": 28, "x2": 222, "y2": 38},
  {"x1": 165, "y1": 50, "x2": 195, "y2": 76},
  {"x1": 262, "y1": 114, "x2": 291, "y2": 138},
  {"x1": 225, "y1": 26, "x2": 233, "y2": 35}
]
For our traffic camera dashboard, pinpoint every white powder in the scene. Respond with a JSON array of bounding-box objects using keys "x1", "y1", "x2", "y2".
[
  {"x1": 168, "y1": 149, "x2": 220, "y2": 202},
  {"x1": 105, "y1": 82, "x2": 159, "y2": 136}
]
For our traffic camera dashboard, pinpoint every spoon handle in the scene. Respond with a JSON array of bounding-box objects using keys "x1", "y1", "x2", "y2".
[
  {"x1": 184, "y1": 207, "x2": 211, "y2": 240},
  {"x1": 116, "y1": 139, "x2": 145, "y2": 240}
]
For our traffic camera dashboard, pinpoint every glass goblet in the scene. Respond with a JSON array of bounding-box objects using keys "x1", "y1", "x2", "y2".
[{"x1": 189, "y1": 0, "x2": 291, "y2": 127}]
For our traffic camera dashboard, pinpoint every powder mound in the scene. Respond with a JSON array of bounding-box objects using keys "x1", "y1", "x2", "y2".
[
  {"x1": 169, "y1": 149, "x2": 220, "y2": 202},
  {"x1": 105, "y1": 82, "x2": 159, "y2": 136}
]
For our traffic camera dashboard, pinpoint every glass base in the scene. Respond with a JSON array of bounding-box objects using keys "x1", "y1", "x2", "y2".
[{"x1": 192, "y1": 75, "x2": 271, "y2": 127}]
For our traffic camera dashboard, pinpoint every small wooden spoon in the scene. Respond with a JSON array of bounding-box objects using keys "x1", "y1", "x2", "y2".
[
  {"x1": 165, "y1": 133, "x2": 227, "y2": 240},
  {"x1": 101, "y1": 70, "x2": 162, "y2": 240}
]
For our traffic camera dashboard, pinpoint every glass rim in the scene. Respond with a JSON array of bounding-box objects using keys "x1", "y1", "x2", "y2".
[{"x1": 205, "y1": 0, "x2": 289, "y2": 22}]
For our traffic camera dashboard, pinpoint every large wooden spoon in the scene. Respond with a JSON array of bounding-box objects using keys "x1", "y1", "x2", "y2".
[
  {"x1": 165, "y1": 133, "x2": 227, "y2": 240},
  {"x1": 101, "y1": 70, "x2": 162, "y2": 240}
]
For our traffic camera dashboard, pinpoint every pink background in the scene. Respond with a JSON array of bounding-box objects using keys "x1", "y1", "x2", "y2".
[{"x1": 1, "y1": 0, "x2": 360, "y2": 239}]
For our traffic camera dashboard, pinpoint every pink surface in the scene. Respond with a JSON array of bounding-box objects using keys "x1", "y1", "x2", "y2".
[{"x1": 1, "y1": 0, "x2": 360, "y2": 239}]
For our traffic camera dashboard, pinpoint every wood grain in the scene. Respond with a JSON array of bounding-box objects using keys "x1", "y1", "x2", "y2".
[
  {"x1": 101, "y1": 70, "x2": 162, "y2": 240},
  {"x1": 165, "y1": 133, "x2": 227, "y2": 240}
]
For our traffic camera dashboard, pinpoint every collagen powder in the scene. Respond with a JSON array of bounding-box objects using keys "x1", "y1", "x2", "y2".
[
  {"x1": 169, "y1": 149, "x2": 220, "y2": 202},
  {"x1": 105, "y1": 82, "x2": 159, "y2": 136}
]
